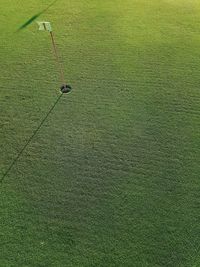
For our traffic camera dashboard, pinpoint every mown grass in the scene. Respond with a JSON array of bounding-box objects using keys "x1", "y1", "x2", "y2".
[{"x1": 1, "y1": 0, "x2": 200, "y2": 266}]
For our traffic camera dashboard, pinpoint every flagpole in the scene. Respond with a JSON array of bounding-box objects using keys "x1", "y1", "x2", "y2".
[
  {"x1": 49, "y1": 31, "x2": 66, "y2": 87},
  {"x1": 37, "y1": 21, "x2": 72, "y2": 93}
]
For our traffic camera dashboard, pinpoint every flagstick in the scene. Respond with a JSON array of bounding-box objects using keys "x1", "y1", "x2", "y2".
[
  {"x1": 49, "y1": 31, "x2": 66, "y2": 87},
  {"x1": 37, "y1": 21, "x2": 71, "y2": 93}
]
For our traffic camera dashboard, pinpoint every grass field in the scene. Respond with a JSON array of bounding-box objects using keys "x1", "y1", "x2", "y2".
[{"x1": 1, "y1": 0, "x2": 200, "y2": 266}]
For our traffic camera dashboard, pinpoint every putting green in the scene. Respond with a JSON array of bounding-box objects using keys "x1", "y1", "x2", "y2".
[{"x1": 1, "y1": 0, "x2": 200, "y2": 266}]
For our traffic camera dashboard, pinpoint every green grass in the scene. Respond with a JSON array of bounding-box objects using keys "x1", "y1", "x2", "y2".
[{"x1": 1, "y1": 0, "x2": 200, "y2": 266}]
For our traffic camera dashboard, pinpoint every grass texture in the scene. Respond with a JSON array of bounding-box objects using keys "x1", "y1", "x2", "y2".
[{"x1": 1, "y1": 0, "x2": 200, "y2": 266}]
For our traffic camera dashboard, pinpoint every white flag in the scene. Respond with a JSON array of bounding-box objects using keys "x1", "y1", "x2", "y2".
[{"x1": 37, "y1": 21, "x2": 52, "y2": 32}]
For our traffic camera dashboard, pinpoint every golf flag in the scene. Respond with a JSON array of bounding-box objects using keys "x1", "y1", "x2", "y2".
[{"x1": 37, "y1": 21, "x2": 52, "y2": 32}]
